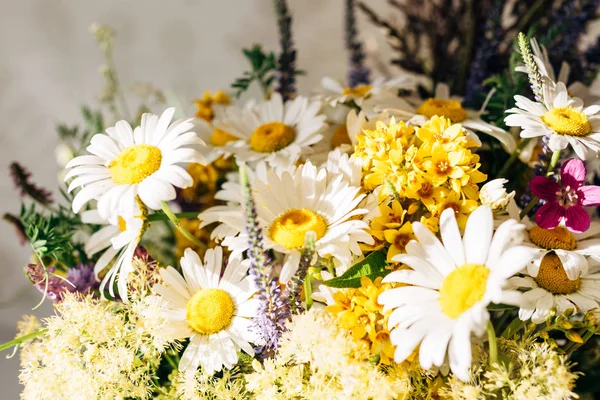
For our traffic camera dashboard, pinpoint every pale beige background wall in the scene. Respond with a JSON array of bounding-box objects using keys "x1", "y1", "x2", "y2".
[{"x1": 0, "y1": 0, "x2": 391, "y2": 397}]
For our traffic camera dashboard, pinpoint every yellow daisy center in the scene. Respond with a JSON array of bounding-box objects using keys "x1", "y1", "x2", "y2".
[
  {"x1": 331, "y1": 124, "x2": 352, "y2": 147},
  {"x1": 417, "y1": 98, "x2": 468, "y2": 123},
  {"x1": 186, "y1": 288, "x2": 235, "y2": 335},
  {"x1": 269, "y1": 208, "x2": 327, "y2": 249},
  {"x1": 249, "y1": 122, "x2": 296, "y2": 153},
  {"x1": 109, "y1": 144, "x2": 162, "y2": 185},
  {"x1": 117, "y1": 216, "x2": 127, "y2": 232},
  {"x1": 528, "y1": 226, "x2": 576, "y2": 250},
  {"x1": 342, "y1": 85, "x2": 373, "y2": 98},
  {"x1": 541, "y1": 107, "x2": 591, "y2": 136},
  {"x1": 439, "y1": 263, "x2": 490, "y2": 319},
  {"x1": 210, "y1": 128, "x2": 238, "y2": 147},
  {"x1": 535, "y1": 252, "x2": 581, "y2": 294}
]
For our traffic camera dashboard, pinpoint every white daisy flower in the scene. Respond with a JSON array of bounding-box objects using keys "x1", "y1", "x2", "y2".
[
  {"x1": 82, "y1": 208, "x2": 144, "y2": 301},
  {"x1": 199, "y1": 161, "x2": 374, "y2": 282},
  {"x1": 216, "y1": 92, "x2": 326, "y2": 169},
  {"x1": 150, "y1": 247, "x2": 259, "y2": 374},
  {"x1": 504, "y1": 201, "x2": 600, "y2": 322},
  {"x1": 65, "y1": 107, "x2": 205, "y2": 219},
  {"x1": 505, "y1": 82, "x2": 600, "y2": 159},
  {"x1": 319, "y1": 76, "x2": 413, "y2": 107},
  {"x1": 378, "y1": 206, "x2": 537, "y2": 381},
  {"x1": 364, "y1": 82, "x2": 517, "y2": 153}
]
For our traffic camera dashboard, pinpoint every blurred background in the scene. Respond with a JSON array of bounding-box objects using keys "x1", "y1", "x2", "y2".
[{"x1": 0, "y1": 0, "x2": 394, "y2": 397}]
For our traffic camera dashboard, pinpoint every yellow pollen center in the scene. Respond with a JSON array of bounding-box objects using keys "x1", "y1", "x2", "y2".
[
  {"x1": 439, "y1": 263, "x2": 490, "y2": 319},
  {"x1": 117, "y1": 216, "x2": 127, "y2": 232},
  {"x1": 541, "y1": 107, "x2": 591, "y2": 136},
  {"x1": 535, "y1": 253, "x2": 581, "y2": 294},
  {"x1": 436, "y1": 160, "x2": 450, "y2": 174},
  {"x1": 269, "y1": 208, "x2": 327, "y2": 249},
  {"x1": 528, "y1": 226, "x2": 576, "y2": 250},
  {"x1": 109, "y1": 144, "x2": 162, "y2": 185},
  {"x1": 417, "y1": 98, "x2": 468, "y2": 123},
  {"x1": 342, "y1": 85, "x2": 373, "y2": 98},
  {"x1": 331, "y1": 124, "x2": 352, "y2": 147},
  {"x1": 249, "y1": 122, "x2": 296, "y2": 153},
  {"x1": 186, "y1": 288, "x2": 235, "y2": 335},
  {"x1": 210, "y1": 128, "x2": 238, "y2": 147}
]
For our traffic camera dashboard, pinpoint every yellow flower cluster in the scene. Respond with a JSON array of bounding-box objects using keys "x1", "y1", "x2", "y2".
[
  {"x1": 325, "y1": 276, "x2": 397, "y2": 365},
  {"x1": 354, "y1": 116, "x2": 484, "y2": 261},
  {"x1": 194, "y1": 90, "x2": 231, "y2": 122},
  {"x1": 245, "y1": 309, "x2": 410, "y2": 399}
]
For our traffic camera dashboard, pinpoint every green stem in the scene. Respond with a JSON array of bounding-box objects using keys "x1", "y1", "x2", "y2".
[
  {"x1": 304, "y1": 272, "x2": 313, "y2": 311},
  {"x1": 147, "y1": 211, "x2": 199, "y2": 222},
  {"x1": 501, "y1": 316, "x2": 523, "y2": 338},
  {"x1": 164, "y1": 352, "x2": 178, "y2": 371},
  {"x1": 160, "y1": 202, "x2": 206, "y2": 250},
  {"x1": 495, "y1": 311, "x2": 513, "y2": 336},
  {"x1": 487, "y1": 320, "x2": 498, "y2": 365},
  {"x1": 0, "y1": 329, "x2": 48, "y2": 352},
  {"x1": 497, "y1": 138, "x2": 530, "y2": 178},
  {"x1": 519, "y1": 196, "x2": 539, "y2": 220}
]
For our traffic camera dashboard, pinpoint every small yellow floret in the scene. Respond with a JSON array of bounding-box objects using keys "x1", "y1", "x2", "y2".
[
  {"x1": 210, "y1": 128, "x2": 238, "y2": 147},
  {"x1": 249, "y1": 122, "x2": 296, "y2": 153},
  {"x1": 109, "y1": 144, "x2": 162, "y2": 184},
  {"x1": 542, "y1": 107, "x2": 591, "y2": 136},
  {"x1": 417, "y1": 98, "x2": 468, "y2": 123},
  {"x1": 342, "y1": 85, "x2": 373, "y2": 98},
  {"x1": 269, "y1": 208, "x2": 327, "y2": 249},
  {"x1": 186, "y1": 288, "x2": 235, "y2": 335},
  {"x1": 439, "y1": 263, "x2": 489, "y2": 319}
]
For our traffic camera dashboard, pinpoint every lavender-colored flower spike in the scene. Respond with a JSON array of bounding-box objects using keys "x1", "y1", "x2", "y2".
[
  {"x1": 9, "y1": 162, "x2": 54, "y2": 206},
  {"x1": 284, "y1": 232, "x2": 315, "y2": 315},
  {"x1": 25, "y1": 263, "x2": 99, "y2": 302},
  {"x1": 345, "y1": 0, "x2": 370, "y2": 88},
  {"x1": 273, "y1": 0, "x2": 297, "y2": 101},
  {"x1": 239, "y1": 164, "x2": 289, "y2": 357}
]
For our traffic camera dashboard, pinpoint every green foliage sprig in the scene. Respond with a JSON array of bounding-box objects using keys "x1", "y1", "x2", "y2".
[{"x1": 231, "y1": 44, "x2": 277, "y2": 98}]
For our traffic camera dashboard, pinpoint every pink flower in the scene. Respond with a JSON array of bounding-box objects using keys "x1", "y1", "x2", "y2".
[{"x1": 530, "y1": 158, "x2": 600, "y2": 233}]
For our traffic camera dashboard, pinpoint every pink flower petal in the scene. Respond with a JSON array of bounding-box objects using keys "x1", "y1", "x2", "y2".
[
  {"x1": 535, "y1": 201, "x2": 565, "y2": 230},
  {"x1": 564, "y1": 205, "x2": 590, "y2": 233},
  {"x1": 578, "y1": 185, "x2": 600, "y2": 206},
  {"x1": 530, "y1": 176, "x2": 560, "y2": 201},
  {"x1": 561, "y1": 158, "x2": 586, "y2": 189}
]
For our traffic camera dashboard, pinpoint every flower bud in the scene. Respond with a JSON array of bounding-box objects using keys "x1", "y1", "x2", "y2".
[
  {"x1": 584, "y1": 308, "x2": 600, "y2": 334},
  {"x1": 479, "y1": 179, "x2": 515, "y2": 211}
]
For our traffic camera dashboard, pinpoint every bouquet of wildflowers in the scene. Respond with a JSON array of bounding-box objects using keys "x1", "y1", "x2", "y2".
[{"x1": 5, "y1": 1, "x2": 600, "y2": 399}]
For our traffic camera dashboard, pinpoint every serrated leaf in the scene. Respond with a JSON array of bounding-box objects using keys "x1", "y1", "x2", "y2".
[
  {"x1": 324, "y1": 251, "x2": 389, "y2": 288},
  {"x1": 565, "y1": 330, "x2": 584, "y2": 343}
]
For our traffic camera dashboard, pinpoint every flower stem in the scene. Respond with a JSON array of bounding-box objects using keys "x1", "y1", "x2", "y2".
[
  {"x1": 160, "y1": 202, "x2": 206, "y2": 250},
  {"x1": 487, "y1": 320, "x2": 498, "y2": 365},
  {"x1": 500, "y1": 316, "x2": 523, "y2": 338},
  {"x1": 0, "y1": 329, "x2": 48, "y2": 352},
  {"x1": 497, "y1": 138, "x2": 530, "y2": 178},
  {"x1": 147, "y1": 211, "x2": 199, "y2": 222},
  {"x1": 304, "y1": 271, "x2": 313, "y2": 311}
]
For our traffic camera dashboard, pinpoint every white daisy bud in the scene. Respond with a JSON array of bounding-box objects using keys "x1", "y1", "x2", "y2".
[
  {"x1": 479, "y1": 179, "x2": 515, "y2": 211},
  {"x1": 55, "y1": 143, "x2": 75, "y2": 168}
]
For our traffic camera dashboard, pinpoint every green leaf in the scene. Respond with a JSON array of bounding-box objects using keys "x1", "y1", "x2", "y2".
[{"x1": 324, "y1": 251, "x2": 389, "y2": 288}]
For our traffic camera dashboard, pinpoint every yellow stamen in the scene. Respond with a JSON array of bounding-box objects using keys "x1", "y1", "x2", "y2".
[
  {"x1": 528, "y1": 226, "x2": 576, "y2": 251},
  {"x1": 439, "y1": 263, "x2": 489, "y2": 319},
  {"x1": 342, "y1": 85, "x2": 373, "y2": 98},
  {"x1": 541, "y1": 107, "x2": 591, "y2": 136},
  {"x1": 210, "y1": 128, "x2": 238, "y2": 147},
  {"x1": 331, "y1": 124, "x2": 352, "y2": 148},
  {"x1": 269, "y1": 208, "x2": 327, "y2": 249},
  {"x1": 109, "y1": 144, "x2": 162, "y2": 184},
  {"x1": 535, "y1": 253, "x2": 581, "y2": 294},
  {"x1": 186, "y1": 288, "x2": 235, "y2": 335},
  {"x1": 417, "y1": 98, "x2": 468, "y2": 123},
  {"x1": 249, "y1": 122, "x2": 296, "y2": 153}
]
